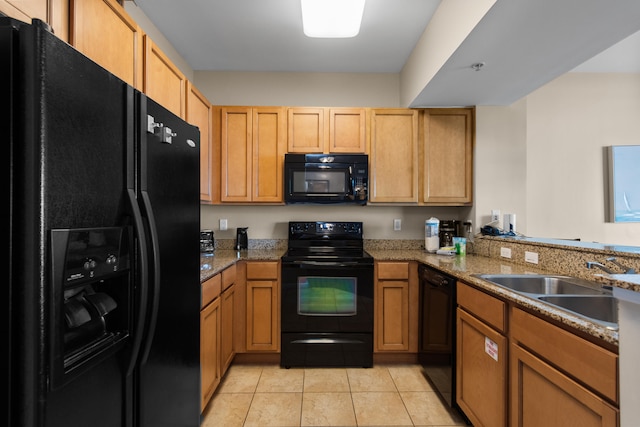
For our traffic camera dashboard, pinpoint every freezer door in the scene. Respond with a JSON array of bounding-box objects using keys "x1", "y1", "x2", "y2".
[
  {"x1": 6, "y1": 19, "x2": 136, "y2": 427},
  {"x1": 136, "y1": 94, "x2": 201, "y2": 427}
]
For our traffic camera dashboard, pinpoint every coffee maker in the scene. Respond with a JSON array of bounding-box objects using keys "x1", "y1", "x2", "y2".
[
  {"x1": 439, "y1": 220, "x2": 461, "y2": 247},
  {"x1": 235, "y1": 227, "x2": 248, "y2": 250}
]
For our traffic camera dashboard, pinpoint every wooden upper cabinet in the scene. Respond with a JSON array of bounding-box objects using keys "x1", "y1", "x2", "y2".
[
  {"x1": 368, "y1": 109, "x2": 419, "y2": 203},
  {"x1": 221, "y1": 107, "x2": 252, "y2": 202},
  {"x1": 253, "y1": 107, "x2": 286, "y2": 202},
  {"x1": 220, "y1": 107, "x2": 285, "y2": 203},
  {"x1": 143, "y1": 35, "x2": 186, "y2": 118},
  {"x1": 70, "y1": 0, "x2": 142, "y2": 88},
  {"x1": 422, "y1": 108, "x2": 474, "y2": 205},
  {"x1": 186, "y1": 82, "x2": 215, "y2": 204},
  {"x1": 288, "y1": 107, "x2": 367, "y2": 153},
  {"x1": 329, "y1": 108, "x2": 367, "y2": 153},
  {"x1": 1, "y1": 0, "x2": 47, "y2": 25},
  {"x1": 288, "y1": 107, "x2": 325, "y2": 153}
]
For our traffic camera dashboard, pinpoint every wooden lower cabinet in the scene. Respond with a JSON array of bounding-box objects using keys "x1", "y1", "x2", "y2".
[
  {"x1": 200, "y1": 296, "x2": 220, "y2": 411},
  {"x1": 456, "y1": 307, "x2": 507, "y2": 427},
  {"x1": 245, "y1": 261, "x2": 280, "y2": 352},
  {"x1": 220, "y1": 283, "x2": 236, "y2": 375},
  {"x1": 374, "y1": 261, "x2": 418, "y2": 353},
  {"x1": 510, "y1": 343, "x2": 618, "y2": 427},
  {"x1": 454, "y1": 282, "x2": 619, "y2": 427}
]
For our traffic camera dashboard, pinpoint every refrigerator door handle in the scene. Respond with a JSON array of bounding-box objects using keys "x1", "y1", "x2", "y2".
[
  {"x1": 139, "y1": 190, "x2": 161, "y2": 365},
  {"x1": 125, "y1": 189, "x2": 149, "y2": 376}
]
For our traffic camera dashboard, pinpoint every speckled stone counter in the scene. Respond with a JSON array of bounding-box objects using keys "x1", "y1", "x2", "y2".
[
  {"x1": 368, "y1": 248, "x2": 619, "y2": 346},
  {"x1": 200, "y1": 248, "x2": 285, "y2": 282},
  {"x1": 200, "y1": 237, "x2": 638, "y2": 346}
]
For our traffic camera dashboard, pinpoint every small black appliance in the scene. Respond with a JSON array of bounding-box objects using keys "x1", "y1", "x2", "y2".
[
  {"x1": 284, "y1": 154, "x2": 368, "y2": 204},
  {"x1": 235, "y1": 227, "x2": 248, "y2": 250}
]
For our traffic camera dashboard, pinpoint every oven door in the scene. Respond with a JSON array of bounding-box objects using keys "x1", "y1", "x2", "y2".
[
  {"x1": 281, "y1": 260, "x2": 373, "y2": 334},
  {"x1": 281, "y1": 259, "x2": 374, "y2": 367}
]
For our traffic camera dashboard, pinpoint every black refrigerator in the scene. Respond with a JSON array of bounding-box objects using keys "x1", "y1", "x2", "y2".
[{"x1": 3, "y1": 18, "x2": 201, "y2": 427}]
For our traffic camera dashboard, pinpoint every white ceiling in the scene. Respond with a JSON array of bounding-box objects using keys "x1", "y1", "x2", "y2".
[{"x1": 132, "y1": 0, "x2": 640, "y2": 107}]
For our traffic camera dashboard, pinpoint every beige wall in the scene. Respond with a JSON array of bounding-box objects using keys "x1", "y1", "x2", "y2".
[
  {"x1": 475, "y1": 73, "x2": 640, "y2": 246},
  {"x1": 525, "y1": 73, "x2": 640, "y2": 244}
]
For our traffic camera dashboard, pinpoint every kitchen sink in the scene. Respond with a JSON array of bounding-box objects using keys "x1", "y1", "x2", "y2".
[
  {"x1": 538, "y1": 295, "x2": 618, "y2": 329},
  {"x1": 476, "y1": 274, "x2": 607, "y2": 295}
]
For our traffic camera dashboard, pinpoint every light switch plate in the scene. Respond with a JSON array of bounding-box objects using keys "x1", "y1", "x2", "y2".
[
  {"x1": 500, "y1": 247, "x2": 512, "y2": 258},
  {"x1": 393, "y1": 219, "x2": 401, "y2": 231},
  {"x1": 220, "y1": 219, "x2": 228, "y2": 231}
]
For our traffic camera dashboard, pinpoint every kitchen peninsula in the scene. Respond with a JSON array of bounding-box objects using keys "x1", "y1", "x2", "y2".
[{"x1": 201, "y1": 235, "x2": 640, "y2": 425}]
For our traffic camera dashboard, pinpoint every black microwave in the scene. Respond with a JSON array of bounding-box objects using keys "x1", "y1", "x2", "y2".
[{"x1": 284, "y1": 153, "x2": 368, "y2": 204}]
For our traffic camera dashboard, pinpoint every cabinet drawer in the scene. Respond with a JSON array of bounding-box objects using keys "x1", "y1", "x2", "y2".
[
  {"x1": 222, "y1": 264, "x2": 236, "y2": 290},
  {"x1": 511, "y1": 307, "x2": 618, "y2": 404},
  {"x1": 377, "y1": 262, "x2": 409, "y2": 280},
  {"x1": 457, "y1": 282, "x2": 506, "y2": 333},
  {"x1": 202, "y1": 274, "x2": 221, "y2": 308},
  {"x1": 246, "y1": 261, "x2": 279, "y2": 280}
]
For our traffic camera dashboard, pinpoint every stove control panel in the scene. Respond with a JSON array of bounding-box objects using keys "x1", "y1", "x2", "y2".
[{"x1": 288, "y1": 221, "x2": 363, "y2": 240}]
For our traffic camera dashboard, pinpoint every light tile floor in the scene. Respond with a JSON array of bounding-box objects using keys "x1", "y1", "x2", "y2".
[{"x1": 201, "y1": 364, "x2": 469, "y2": 426}]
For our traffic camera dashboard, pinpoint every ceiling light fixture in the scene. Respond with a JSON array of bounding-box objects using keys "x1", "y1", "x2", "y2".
[{"x1": 301, "y1": 0, "x2": 366, "y2": 38}]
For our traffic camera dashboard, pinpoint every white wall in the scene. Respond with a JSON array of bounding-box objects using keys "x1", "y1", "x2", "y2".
[
  {"x1": 474, "y1": 101, "x2": 528, "y2": 233},
  {"x1": 193, "y1": 71, "x2": 400, "y2": 107},
  {"x1": 525, "y1": 73, "x2": 640, "y2": 244}
]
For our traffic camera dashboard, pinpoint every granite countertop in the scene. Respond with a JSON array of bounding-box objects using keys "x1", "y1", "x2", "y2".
[
  {"x1": 369, "y1": 249, "x2": 619, "y2": 346},
  {"x1": 200, "y1": 249, "x2": 285, "y2": 282},
  {"x1": 200, "y1": 247, "x2": 620, "y2": 346}
]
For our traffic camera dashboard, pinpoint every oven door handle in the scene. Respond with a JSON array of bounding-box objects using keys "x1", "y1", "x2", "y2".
[{"x1": 289, "y1": 260, "x2": 365, "y2": 268}]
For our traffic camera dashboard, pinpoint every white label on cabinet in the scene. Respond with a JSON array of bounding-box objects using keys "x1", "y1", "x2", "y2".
[{"x1": 485, "y1": 337, "x2": 499, "y2": 362}]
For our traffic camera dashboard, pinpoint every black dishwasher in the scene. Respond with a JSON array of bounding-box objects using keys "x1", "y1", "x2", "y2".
[{"x1": 418, "y1": 264, "x2": 458, "y2": 409}]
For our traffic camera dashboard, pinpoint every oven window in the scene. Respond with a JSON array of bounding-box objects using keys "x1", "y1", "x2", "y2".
[
  {"x1": 298, "y1": 276, "x2": 357, "y2": 316},
  {"x1": 292, "y1": 171, "x2": 346, "y2": 194}
]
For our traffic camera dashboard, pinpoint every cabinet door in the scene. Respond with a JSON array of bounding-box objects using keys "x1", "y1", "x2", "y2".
[
  {"x1": 253, "y1": 107, "x2": 286, "y2": 202},
  {"x1": 422, "y1": 108, "x2": 473, "y2": 205},
  {"x1": 245, "y1": 261, "x2": 279, "y2": 352},
  {"x1": 369, "y1": 109, "x2": 419, "y2": 203},
  {"x1": 220, "y1": 284, "x2": 236, "y2": 376},
  {"x1": 220, "y1": 107, "x2": 252, "y2": 202},
  {"x1": 510, "y1": 343, "x2": 618, "y2": 427},
  {"x1": 70, "y1": 0, "x2": 142, "y2": 89},
  {"x1": 329, "y1": 108, "x2": 366, "y2": 153},
  {"x1": 375, "y1": 280, "x2": 410, "y2": 351},
  {"x1": 143, "y1": 35, "x2": 186, "y2": 118},
  {"x1": 200, "y1": 297, "x2": 220, "y2": 411},
  {"x1": 456, "y1": 308, "x2": 507, "y2": 427},
  {"x1": 246, "y1": 280, "x2": 279, "y2": 352},
  {"x1": 186, "y1": 82, "x2": 214, "y2": 203},
  {"x1": 287, "y1": 107, "x2": 325, "y2": 153},
  {"x1": 1, "y1": 0, "x2": 47, "y2": 27}
]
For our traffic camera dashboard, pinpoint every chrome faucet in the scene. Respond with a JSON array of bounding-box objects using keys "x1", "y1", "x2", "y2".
[
  {"x1": 606, "y1": 257, "x2": 636, "y2": 274},
  {"x1": 585, "y1": 261, "x2": 616, "y2": 274}
]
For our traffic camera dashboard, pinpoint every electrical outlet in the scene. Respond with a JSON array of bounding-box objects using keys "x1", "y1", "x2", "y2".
[
  {"x1": 393, "y1": 219, "x2": 401, "y2": 231},
  {"x1": 491, "y1": 209, "x2": 501, "y2": 223},
  {"x1": 219, "y1": 219, "x2": 228, "y2": 231},
  {"x1": 525, "y1": 251, "x2": 539, "y2": 264},
  {"x1": 500, "y1": 247, "x2": 512, "y2": 258}
]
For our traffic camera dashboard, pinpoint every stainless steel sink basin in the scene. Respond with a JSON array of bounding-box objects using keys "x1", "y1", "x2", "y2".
[
  {"x1": 477, "y1": 274, "x2": 606, "y2": 295},
  {"x1": 538, "y1": 295, "x2": 618, "y2": 329}
]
